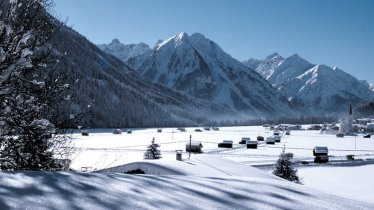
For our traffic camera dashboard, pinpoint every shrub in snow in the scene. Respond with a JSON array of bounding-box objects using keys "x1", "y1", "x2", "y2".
[
  {"x1": 144, "y1": 137, "x2": 162, "y2": 160},
  {"x1": 273, "y1": 146, "x2": 302, "y2": 184}
]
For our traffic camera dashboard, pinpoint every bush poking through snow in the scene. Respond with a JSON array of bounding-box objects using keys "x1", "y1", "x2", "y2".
[
  {"x1": 144, "y1": 137, "x2": 162, "y2": 160},
  {"x1": 273, "y1": 146, "x2": 302, "y2": 184}
]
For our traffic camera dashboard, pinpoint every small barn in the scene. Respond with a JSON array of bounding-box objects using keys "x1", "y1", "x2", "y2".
[
  {"x1": 81, "y1": 130, "x2": 89, "y2": 136},
  {"x1": 367, "y1": 123, "x2": 374, "y2": 132},
  {"x1": 218, "y1": 140, "x2": 233, "y2": 148},
  {"x1": 288, "y1": 125, "x2": 302, "y2": 130},
  {"x1": 266, "y1": 136, "x2": 275, "y2": 144},
  {"x1": 239, "y1": 137, "x2": 250, "y2": 144},
  {"x1": 186, "y1": 141, "x2": 203, "y2": 153},
  {"x1": 273, "y1": 135, "x2": 281, "y2": 142},
  {"x1": 308, "y1": 125, "x2": 322, "y2": 130},
  {"x1": 257, "y1": 136, "x2": 264, "y2": 141},
  {"x1": 313, "y1": 146, "x2": 329, "y2": 163},
  {"x1": 246, "y1": 139, "x2": 258, "y2": 149},
  {"x1": 113, "y1": 129, "x2": 122, "y2": 134}
]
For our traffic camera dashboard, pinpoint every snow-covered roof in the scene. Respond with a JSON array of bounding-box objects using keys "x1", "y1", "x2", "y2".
[{"x1": 185, "y1": 141, "x2": 202, "y2": 147}]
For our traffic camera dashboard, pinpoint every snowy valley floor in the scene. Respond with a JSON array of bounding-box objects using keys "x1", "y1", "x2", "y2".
[
  {"x1": 67, "y1": 126, "x2": 374, "y2": 206},
  {"x1": 1, "y1": 125, "x2": 373, "y2": 209}
]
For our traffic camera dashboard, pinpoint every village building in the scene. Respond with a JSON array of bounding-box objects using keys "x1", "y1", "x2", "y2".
[{"x1": 340, "y1": 105, "x2": 353, "y2": 133}]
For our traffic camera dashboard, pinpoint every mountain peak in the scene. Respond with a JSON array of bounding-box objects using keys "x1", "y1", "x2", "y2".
[
  {"x1": 174, "y1": 32, "x2": 189, "y2": 42},
  {"x1": 190, "y1": 32, "x2": 206, "y2": 40},
  {"x1": 282, "y1": 53, "x2": 312, "y2": 66},
  {"x1": 289, "y1": 53, "x2": 303, "y2": 60},
  {"x1": 111, "y1": 38, "x2": 121, "y2": 44},
  {"x1": 265, "y1": 52, "x2": 280, "y2": 60}
]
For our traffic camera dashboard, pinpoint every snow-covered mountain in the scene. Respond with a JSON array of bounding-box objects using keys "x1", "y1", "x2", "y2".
[
  {"x1": 243, "y1": 52, "x2": 285, "y2": 79},
  {"x1": 128, "y1": 32, "x2": 294, "y2": 117},
  {"x1": 97, "y1": 39, "x2": 150, "y2": 62},
  {"x1": 369, "y1": 82, "x2": 374, "y2": 92},
  {"x1": 245, "y1": 53, "x2": 374, "y2": 113},
  {"x1": 51, "y1": 27, "x2": 231, "y2": 127}
]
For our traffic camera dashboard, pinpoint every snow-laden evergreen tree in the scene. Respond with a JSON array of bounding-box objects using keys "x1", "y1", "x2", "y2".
[
  {"x1": 273, "y1": 146, "x2": 302, "y2": 184},
  {"x1": 0, "y1": 0, "x2": 73, "y2": 171},
  {"x1": 144, "y1": 137, "x2": 162, "y2": 160}
]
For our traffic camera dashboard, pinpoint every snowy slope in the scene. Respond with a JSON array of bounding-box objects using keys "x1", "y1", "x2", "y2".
[
  {"x1": 277, "y1": 65, "x2": 374, "y2": 112},
  {"x1": 299, "y1": 165, "x2": 374, "y2": 204},
  {"x1": 97, "y1": 39, "x2": 150, "y2": 62},
  {"x1": 245, "y1": 53, "x2": 374, "y2": 113},
  {"x1": 369, "y1": 82, "x2": 374, "y2": 92},
  {"x1": 267, "y1": 54, "x2": 314, "y2": 85},
  {"x1": 0, "y1": 166, "x2": 372, "y2": 209},
  {"x1": 52, "y1": 26, "x2": 231, "y2": 127},
  {"x1": 99, "y1": 154, "x2": 280, "y2": 179},
  {"x1": 128, "y1": 32, "x2": 294, "y2": 117}
]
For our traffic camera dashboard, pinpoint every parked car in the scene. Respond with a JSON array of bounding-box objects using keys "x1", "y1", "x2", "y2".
[
  {"x1": 266, "y1": 136, "x2": 275, "y2": 144},
  {"x1": 127, "y1": 129, "x2": 132, "y2": 134},
  {"x1": 195, "y1": 128, "x2": 203, "y2": 132},
  {"x1": 363, "y1": 134, "x2": 371, "y2": 138},
  {"x1": 285, "y1": 130, "x2": 290, "y2": 135},
  {"x1": 273, "y1": 130, "x2": 280, "y2": 136},
  {"x1": 212, "y1": 127, "x2": 219, "y2": 131},
  {"x1": 239, "y1": 137, "x2": 250, "y2": 144},
  {"x1": 257, "y1": 136, "x2": 264, "y2": 141},
  {"x1": 112, "y1": 129, "x2": 122, "y2": 134},
  {"x1": 157, "y1": 129, "x2": 162, "y2": 133},
  {"x1": 218, "y1": 140, "x2": 233, "y2": 148},
  {"x1": 81, "y1": 130, "x2": 89, "y2": 136},
  {"x1": 204, "y1": 127, "x2": 211, "y2": 131},
  {"x1": 246, "y1": 139, "x2": 258, "y2": 149}
]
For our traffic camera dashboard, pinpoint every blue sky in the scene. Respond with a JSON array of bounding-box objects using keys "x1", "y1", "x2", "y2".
[{"x1": 53, "y1": 0, "x2": 374, "y2": 81}]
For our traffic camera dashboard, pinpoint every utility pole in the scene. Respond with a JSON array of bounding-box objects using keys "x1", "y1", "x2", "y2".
[{"x1": 189, "y1": 134, "x2": 192, "y2": 159}]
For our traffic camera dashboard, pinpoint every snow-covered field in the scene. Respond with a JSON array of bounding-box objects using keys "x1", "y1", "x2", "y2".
[
  {"x1": 1, "y1": 126, "x2": 373, "y2": 209},
  {"x1": 71, "y1": 126, "x2": 374, "y2": 171},
  {"x1": 299, "y1": 165, "x2": 374, "y2": 204},
  {"x1": 69, "y1": 125, "x2": 374, "y2": 205}
]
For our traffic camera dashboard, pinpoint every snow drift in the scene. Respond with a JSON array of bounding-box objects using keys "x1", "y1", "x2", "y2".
[{"x1": 0, "y1": 154, "x2": 372, "y2": 209}]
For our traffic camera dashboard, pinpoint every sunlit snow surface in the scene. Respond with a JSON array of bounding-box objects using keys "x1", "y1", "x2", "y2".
[
  {"x1": 69, "y1": 126, "x2": 374, "y2": 205},
  {"x1": 1, "y1": 126, "x2": 374, "y2": 209},
  {"x1": 71, "y1": 126, "x2": 374, "y2": 171},
  {"x1": 1, "y1": 170, "x2": 372, "y2": 210}
]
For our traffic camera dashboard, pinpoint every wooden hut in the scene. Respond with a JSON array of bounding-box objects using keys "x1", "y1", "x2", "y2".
[
  {"x1": 81, "y1": 130, "x2": 89, "y2": 136},
  {"x1": 313, "y1": 146, "x2": 329, "y2": 163},
  {"x1": 186, "y1": 141, "x2": 203, "y2": 153},
  {"x1": 218, "y1": 140, "x2": 233, "y2": 148}
]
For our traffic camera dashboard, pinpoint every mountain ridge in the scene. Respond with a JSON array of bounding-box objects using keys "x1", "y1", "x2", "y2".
[
  {"x1": 245, "y1": 53, "x2": 374, "y2": 113},
  {"x1": 51, "y1": 27, "x2": 234, "y2": 127},
  {"x1": 124, "y1": 32, "x2": 295, "y2": 118}
]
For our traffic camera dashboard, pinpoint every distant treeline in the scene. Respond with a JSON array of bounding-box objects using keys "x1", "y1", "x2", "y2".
[
  {"x1": 356, "y1": 101, "x2": 374, "y2": 117},
  {"x1": 213, "y1": 115, "x2": 338, "y2": 127}
]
